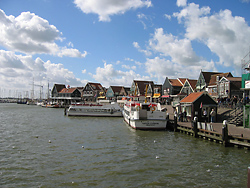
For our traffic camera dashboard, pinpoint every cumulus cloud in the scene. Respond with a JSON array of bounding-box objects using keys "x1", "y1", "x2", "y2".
[
  {"x1": 74, "y1": 0, "x2": 152, "y2": 22},
  {"x1": 148, "y1": 28, "x2": 200, "y2": 65},
  {"x1": 133, "y1": 41, "x2": 152, "y2": 56},
  {"x1": 0, "y1": 50, "x2": 84, "y2": 95},
  {"x1": 91, "y1": 62, "x2": 149, "y2": 87},
  {"x1": 173, "y1": 3, "x2": 250, "y2": 67},
  {"x1": 0, "y1": 9, "x2": 87, "y2": 57},
  {"x1": 145, "y1": 56, "x2": 216, "y2": 82},
  {"x1": 176, "y1": 0, "x2": 187, "y2": 7}
]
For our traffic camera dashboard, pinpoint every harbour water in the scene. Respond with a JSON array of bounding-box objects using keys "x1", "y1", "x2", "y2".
[{"x1": 0, "y1": 103, "x2": 249, "y2": 187}]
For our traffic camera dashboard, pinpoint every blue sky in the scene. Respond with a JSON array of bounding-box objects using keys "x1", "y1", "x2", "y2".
[{"x1": 0, "y1": 0, "x2": 250, "y2": 98}]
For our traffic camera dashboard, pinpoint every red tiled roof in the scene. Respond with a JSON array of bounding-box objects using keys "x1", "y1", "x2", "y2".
[
  {"x1": 208, "y1": 72, "x2": 232, "y2": 86},
  {"x1": 178, "y1": 78, "x2": 187, "y2": 85},
  {"x1": 59, "y1": 88, "x2": 77, "y2": 93},
  {"x1": 180, "y1": 92, "x2": 203, "y2": 103},
  {"x1": 110, "y1": 86, "x2": 123, "y2": 93},
  {"x1": 187, "y1": 79, "x2": 197, "y2": 90},
  {"x1": 169, "y1": 79, "x2": 183, "y2": 87}
]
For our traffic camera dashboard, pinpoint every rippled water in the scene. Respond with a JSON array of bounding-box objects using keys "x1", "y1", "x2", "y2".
[{"x1": 0, "y1": 103, "x2": 249, "y2": 187}]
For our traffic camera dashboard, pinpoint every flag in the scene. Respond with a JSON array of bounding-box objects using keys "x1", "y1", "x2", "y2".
[{"x1": 200, "y1": 102, "x2": 202, "y2": 108}]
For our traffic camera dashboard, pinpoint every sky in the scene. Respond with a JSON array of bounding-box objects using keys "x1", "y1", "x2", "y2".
[{"x1": 0, "y1": 0, "x2": 250, "y2": 98}]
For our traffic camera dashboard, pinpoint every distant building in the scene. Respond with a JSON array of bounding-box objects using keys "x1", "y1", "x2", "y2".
[
  {"x1": 82, "y1": 82, "x2": 105, "y2": 102},
  {"x1": 162, "y1": 77, "x2": 186, "y2": 96},
  {"x1": 51, "y1": 84, "x2": 66, "y2": 98}
]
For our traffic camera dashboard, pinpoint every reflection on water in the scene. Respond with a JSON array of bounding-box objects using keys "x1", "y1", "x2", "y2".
[{"x1": 0, "y1": 103, "x2": 248, "y2": 187}]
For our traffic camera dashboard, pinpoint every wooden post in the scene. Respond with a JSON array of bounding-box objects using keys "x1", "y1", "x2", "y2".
[
  {"x1": 222, "y1": 120, "x2": 229, "y2": 147},
  {"x1": 248, "y1": 167, "x2": 250, "y2": 188},
  {"x1": 166, "y1": 113, "x2": 169, "y2": 129},
  {"x1": 64, "y1": 107, "x2": 67, "y2": 116},
  {"x1": 174, "y1": 115, "x2": 178, "y2": 132},
  {"x1": 193, "y1": 117, "x2": 198, "y2": 138}
]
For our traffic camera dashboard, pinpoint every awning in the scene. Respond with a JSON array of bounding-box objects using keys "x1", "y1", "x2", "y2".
[
  {"x1": 97, "y1": 96, "x2": 106, "y2": 99},
  {"x1": 153, "y1": 93, "x2": 161, "y2": 98},
  {"x1": 161, "y1": 95, "x2": 170, "y2": 98}
]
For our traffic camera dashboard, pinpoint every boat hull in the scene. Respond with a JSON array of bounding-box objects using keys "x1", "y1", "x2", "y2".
[
  {"x1": 68, "y1": 111, "x2": 122, "y2": 117},
  {"x1": 67, "y1": 104, "x2": 123, "y2": 117},
  {"x1": 122, "y1": 110, "x2": 167, "y2": 130}
]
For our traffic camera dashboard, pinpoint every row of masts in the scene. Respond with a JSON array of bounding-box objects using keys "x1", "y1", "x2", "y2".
[{"x1": 0, "y1": 80, "x2": 50, "y2": 100}]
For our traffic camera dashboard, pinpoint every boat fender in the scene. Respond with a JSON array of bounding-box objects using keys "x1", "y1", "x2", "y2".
[{"x1": 150, "y1": 106, "x2": 156, "y2": 112}]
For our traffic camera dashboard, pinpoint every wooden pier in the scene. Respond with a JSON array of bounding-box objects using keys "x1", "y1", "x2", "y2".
[{"x1": 168, "y1": 117, "x2": 250, "y2": 150}]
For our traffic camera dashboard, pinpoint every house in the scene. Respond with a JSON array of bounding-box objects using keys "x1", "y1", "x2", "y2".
[
  {"x1": 153, "y1": 84, "x2": 162, "y2": 102},
  {"x1": 180, "y1": 79, "x2": 197, "y2": 95},
  {"x1": 218, "y1": 77, "x2": 242, "y2": 99},
  {"x1": 207, "y1": 72, "x2": 233, "y2": 98},
  {"x1": 179, "y1": 91, "x2": 218, "y2": 122},
  {"x1": 106, "y1": 86, "x2": 123, "y2": 100},
  {"x1": 51, "y1": 84, "x2": 66, "y2": 98},
  {"x1": 58, "y1": 87, "x2": 82, "y2": 105},
  {"x1": 130, "y1": 80, "x2": 154, "y2": 102},
  {"x1": 82, "y1": 82, "x2": 105, "y2": 102},
  {"x1": 119, "y1": 87, "x2": 130, "y2": 97},
  {"x1": 196, "y1": 71, "x2": 222, "y2": 92},
  {"x1": 162, "y1": 77, "x2": 186, "y2": 96}
]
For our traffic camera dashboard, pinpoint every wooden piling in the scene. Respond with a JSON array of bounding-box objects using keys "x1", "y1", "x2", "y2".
[
  {"x1": 193, "y1": 121, "x2": 198, "y2": 138},
  {"x1": 222, "y1": 120, "x2": 229, "y2": 147},
  {"x1": 248, "y1": 167, "x2": 250, "y2": 188},
  {"x1": 174, "y1": 115, "x2": 178, "y2": 132}
]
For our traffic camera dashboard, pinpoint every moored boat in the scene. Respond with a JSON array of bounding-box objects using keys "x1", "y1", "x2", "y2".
[
  {"x1": 123, "y1": 102, "x2": 167, "y2": 130},
  {"x1": 67, "y1": 102, "x2": 122, "y2": 117}
]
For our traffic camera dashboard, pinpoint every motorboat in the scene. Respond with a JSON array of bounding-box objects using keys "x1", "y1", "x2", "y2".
[
  {"x1": 67, "y1": 102, "x2": 122, "y2": 117},
  {"x1": 123, "y1": 102, "x2": 167, "y2": 130}
]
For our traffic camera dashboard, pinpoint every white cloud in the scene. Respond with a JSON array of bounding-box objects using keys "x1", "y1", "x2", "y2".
[
  {"x1": 133, "y1": 41, "x2": 152, "y2": 56},
  {"x1": 58, "y1": 48, "x2": 87, "y2": 58},
  {"x1": 176, "y1": 0, "x2": 187, "y2": 7},
  {"x1": 74, "y1": 0, "x2": 152, "y2": 22},
  {"x1": 0, "y1": 50, "x2": 85, "y2": 96},
  {"x1": 164, "y1": 14, "x2": 171, "y2": 20},
  {"x1": 0, "y1": 9, "x2": 87, "y2": 58},
  {"x1": 91, "y1": 62, "x2": 149, "y2": 87},
  {"x1": 82, "y1": 69, "x2": 87, "y2": 74},
  {"x1": 173, "y1": 3, "x2": 250, "y2": 67},
  {"x1": 148, "y1": 28, "x2": 200, "y2": 65},
  {"x1": 122, "y1": 64, "x2": 136, "y2": 70},
  {"x1": 145, "y1": 56, "x2": 215, "y2": 83}
]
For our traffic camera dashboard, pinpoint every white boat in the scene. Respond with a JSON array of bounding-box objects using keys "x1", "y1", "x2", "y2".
[
  {"x1": 67, "y1": 102, "x2": 123, "y2": 117},
  {"x1": 123, "y1": 102, "x2": 167, "y2": 130}
]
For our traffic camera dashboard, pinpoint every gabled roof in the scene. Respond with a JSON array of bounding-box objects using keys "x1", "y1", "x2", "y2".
[
  {"x1": 201, "y1": 71, "x2": 222, "y2": 84},
  {"x1": 178, "y1": 78, "x2": 187, "y2": 85},
  {"x1": 180, "y1": 92, "x2": 204, "y2": 103},
  {"x1": 208, "y1": 72, "x2": 233, "y2": 86},
  {"x1": 59, "y1": 88, "x2": 78, "y2": 94},
  {"x1": 54, "y1": 84, "x2": 66, "y2": 92},
  {"x1": 169, "y1": 79, "x2": 184, "y2": 87},
  {"x1": 110, "y1": 86, "x2": 123, "y2": 93},
  {"x1": 87, "y1": 82, "x2": 103, "y2": 91},
  {"x1": 134, "y1": 80, "x2": 154, "y2": 95},
  {"x1": 187, "y1": 79, "x2": 197, "y2": 90}
]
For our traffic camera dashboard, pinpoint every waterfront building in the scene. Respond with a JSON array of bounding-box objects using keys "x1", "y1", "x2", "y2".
[
  {"x1": 106, "y1": 86, "x2": 130, "y2": 101},
  {"x1": 218, "y1": 77, "x2": 242, "y2": 99},
  {"x1": 207, "y1": 72, "x2": 233, "y2": 99},
  {"x1": 196, "y1": 71, "x2": 222, "y2": 92},
  {"x1": 82, "y1": 82, "x2": 105, "y2": 102},
  {"x1": 51, "y1": 84, "x2": 66, "y2": 98},
  {"x1": 179, "y1": 91, "x2": 218, "y2": 122},
  {"x1": 57, "y1": 87, "x2": 82, "y2": 105},
  {"x1": 130, "y1": 80, "x2": 154, "y2": 102},
  {"x1": 162, "y1": 77, "x2": 186, "y2": 96},
  {"x1": 179, "y1": 79, "x2": 197, "y2": 96},
  {"x1": 106, "y1": 86, "x2": 123, "y2": 100}
]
